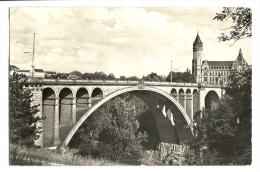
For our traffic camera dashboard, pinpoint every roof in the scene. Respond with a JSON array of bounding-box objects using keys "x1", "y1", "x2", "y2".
[
  {"x1": 45, "y1": 71, "x2": 56, "y2": 74},
  {"x1": 18, "y1": 70, "x2": 30, "y2": 72},
  {"x1": 34, "y1": 69, "x2": 44, "y2": 72},
  {"x1": 236, "y1": 48, "x2": 245, "y2": 62},
  {"x1": 193, "y1": 33, "x2": 203, "y2": 45},
  {"x1": 203, "y1": 61, "x2": 234, "y2": 69},
  {"x1": 10, "y1": 65, "x2": 18, "y2": 69}
]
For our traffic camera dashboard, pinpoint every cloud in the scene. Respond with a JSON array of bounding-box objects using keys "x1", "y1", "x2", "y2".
[{"x1": 9, "y1": 7, "x2": 252, "y2": 77}]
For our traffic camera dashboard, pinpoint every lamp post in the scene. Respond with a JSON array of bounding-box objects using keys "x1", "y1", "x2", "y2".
[{"x1": 171, "y1": 60, "x2": 172, "y2": 82}]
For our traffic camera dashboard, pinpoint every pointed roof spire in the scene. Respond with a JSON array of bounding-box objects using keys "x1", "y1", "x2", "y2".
[
  {"x1": 194, "y1": 33, "x2": 202, "y2": 45},
  {"x1": 237, "y1": 48, "x2": 244, "y2": 61}
]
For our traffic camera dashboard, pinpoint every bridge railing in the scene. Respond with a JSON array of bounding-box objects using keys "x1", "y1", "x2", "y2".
[{"x1": 31, "y1": 78, "x2": 200, "y2": 86}]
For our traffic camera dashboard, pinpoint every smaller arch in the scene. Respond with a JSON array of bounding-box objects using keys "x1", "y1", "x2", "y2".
[
  {"x1": 76, "y1": 87, "x2": 90, "y2": 107},
  {"x1": 59, "y1": 87, "x2": 73, "y2": 98},
  {"x1": 186, "y1": 89, "x2": 191, "y2": 95},
  {"x1": 91, "y1": 87, "x2": 104, "y2": 97},
  {"x1": 205, "y1": 90, "x2": 220, "y2": 110},
  {"x1": 43, "y1": 87, "x2": 56, "y2": 100},
  {"x1": 58, "y1": 86, "x2": 75, "y2": 98},
  {"x1": 43, "y1": 86, "x2": 58, "y2": 98},
  {"x1": 76, "y1": 87, "x2": 90, "y2": 98},
  {"x1": 171, "y1": 88, "x2": 177, "y2": 96},
  {"x1": 178, "y1": 88, "x2": 184, "y2": 95},
  {"x1": 75, "y1": 87, "x2": 91, "y2": 96}
]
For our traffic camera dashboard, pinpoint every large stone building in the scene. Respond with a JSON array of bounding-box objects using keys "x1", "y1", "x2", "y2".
[{"x1": 192, "y1": 33, "x2": 248, "y2": 84}]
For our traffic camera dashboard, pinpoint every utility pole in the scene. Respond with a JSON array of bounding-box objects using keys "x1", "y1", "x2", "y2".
[
  {"x1": 171, "y1": 60, "x2": 172, "y2": 82},
  {"x1": 31, "y1": 33, "x2": 35, "y2": 77},
  {"x1": 24, "y1": 33, "x2": 36, "y2": 77}
]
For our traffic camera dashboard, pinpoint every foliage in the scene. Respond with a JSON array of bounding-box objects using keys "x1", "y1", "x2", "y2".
[
  {"x1": 166, "y1": 69, "x2": 195, "y2": 83},
  {"x1": 126, "y1": 76, "x2": 139, "y2": 81},
  {"x1": 69, "y1": 70, "x2": 83, "y2": 79},
  {"x1": 189, "y1": 67, "x2": 252, "y2": 165},
  {"x1": 71, "y1": 95, "x2": 148, "y2": 164},
  {"x1": 142, "y1": 72, "x2": 166, "y2": 82},
  {"x1": 51, "y1": 72, "x2": 69, "y2": 79},
  {"x1": 120, "y1": 75, "x2": 126, "y2": 80},
  {"x1": 225, "y1": 67, "x2": 252, "y2": 157},
  {"x1": 9, "y1": 144, "x2": 124, "y2": 166},
  {"x1": 107, "y1": 73, "x2": 116, "y2": 80},
  {"x1": 213, "y1": 7, "x2": 252, "y2": 43},
  {"x1": 9, "y1": 72, "x2": 44, "y2": 147},
  {"x1": 82, "y1": 71, "x2": 108, "y2": 80}
]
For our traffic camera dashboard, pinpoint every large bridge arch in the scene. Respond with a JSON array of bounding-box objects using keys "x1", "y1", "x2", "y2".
[{"x1": 63, "y1": 86, "x2": 193, "y2": 145}]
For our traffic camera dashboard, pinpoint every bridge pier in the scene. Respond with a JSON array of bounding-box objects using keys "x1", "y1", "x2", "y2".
[
  {"x1": 31, "y1": 87, "x2": 43, "y2": 147},
  {"x1": 53, "y1": 98, "x2": 60, "y2": 145},
  {"x1": 198, "y1": 85, "x2": 205, "y2": 112},
  {"x1": 183, "y1": 95, "x2": 186, "y2": 111},
  {"x1": 186, "y1": 94, "x2": 193, "y2": 121},
  {"x1": 72, "y1": 97, "x2": 76, "y2": 125}
]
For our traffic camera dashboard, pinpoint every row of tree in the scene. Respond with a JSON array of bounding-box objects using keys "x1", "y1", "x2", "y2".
[{"x1": 46, "y1": 70, "x2": 196, "y2": 83}]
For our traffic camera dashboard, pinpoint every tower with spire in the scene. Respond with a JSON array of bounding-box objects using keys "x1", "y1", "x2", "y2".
[
  {"x1": 192, "y1": 32, "x2": 203, "y2": 83},
  {"x1": 191, "y1": 34, "x2": 248, "y2": 85}
]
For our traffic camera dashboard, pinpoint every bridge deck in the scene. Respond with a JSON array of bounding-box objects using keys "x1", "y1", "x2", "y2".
[{"x1": 26, "y1": 78, "x2": 222, "y2": 88}]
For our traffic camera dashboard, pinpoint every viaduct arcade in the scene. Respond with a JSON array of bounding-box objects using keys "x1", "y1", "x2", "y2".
[{"x1": 27, "y1": 78, "x2": 223, "y2": 147}]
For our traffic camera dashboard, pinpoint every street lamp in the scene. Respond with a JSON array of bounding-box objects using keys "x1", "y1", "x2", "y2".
[{"x1": 171, "y1": 60, "x2": 172, "y2": 82}]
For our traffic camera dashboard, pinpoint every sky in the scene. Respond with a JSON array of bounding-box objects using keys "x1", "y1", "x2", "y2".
[{"x1": 9, "y1": 6, "x2": 252, "y2": 78}]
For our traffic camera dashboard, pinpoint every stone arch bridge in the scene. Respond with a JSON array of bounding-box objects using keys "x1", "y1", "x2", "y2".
[{"x1": 27, "y1": 78, "x2": 224, "y2": 147}]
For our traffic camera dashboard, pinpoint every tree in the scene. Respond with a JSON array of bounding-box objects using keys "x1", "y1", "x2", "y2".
[
  {"x1": 142, "y1": 72, "x2": 166, "y2": 82},
  {"x1": 166, "y1": 70, "x2": 195, "y2": 83},
  {"x1": 9, "y1": 72, "x2": 44, "y2": 147},
  {"x1": 120, "y1": 75, "x2": 126, "y2": 80},
  {"x1": 225, "y1": 67, "x2": 252, "y2": 158},
  {"x1": 213, "y1": 7, "x2": 252, "y2": 43},
  {"x1": 190, "y1": 67, "x2": 252, "y2": 165},
  {"x1": 107, "y1": 73, "x2": 116, "y2": 80},
  {"x1": 127, "y1": 76, "x2": 139, "y2": 81},
  {"x1": 70, "y1": 70, "x2": 82, "y2": 79},
  {"x1": 53, "y1": 72, "x2": 69, "y2": 79},
  {"x1": 72, "y1": 96, "x2": 148, "y2": 164}
]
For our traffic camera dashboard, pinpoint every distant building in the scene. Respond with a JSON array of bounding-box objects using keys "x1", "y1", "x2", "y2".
[
  {"x1": 67, "y1": 73, "x2": 80, "y2": 79},
  {"x1": 45, "y1": 71, "x2": 57, "y2": 78},
  {"x1": 17, "y1": 70, "x2": 31, "y2": 76},
  {"x1": 192, "y1": 33, "x2": 249, "y2": 85},
  {"x1": 34, "y1": 69, "x2": 45, "y2": 78},
  {"x1": 17, "y1": 68, "x2": 45, "y2": 78}
]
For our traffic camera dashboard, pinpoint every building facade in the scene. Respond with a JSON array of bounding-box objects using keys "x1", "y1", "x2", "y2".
[
  {"x1": 16, "y1": 68, "x2": 45, "y2": 78},
  {"x1": 192, "y1": 34, "x2": 248, "y2": 84},
  {"x1": 17, "y1": 70, "x2": 31, "y2": 76}
]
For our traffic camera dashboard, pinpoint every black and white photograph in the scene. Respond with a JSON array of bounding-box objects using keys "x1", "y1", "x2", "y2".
[{"x1": 1, "y1": 0, "x2": 259, "y2": 170}]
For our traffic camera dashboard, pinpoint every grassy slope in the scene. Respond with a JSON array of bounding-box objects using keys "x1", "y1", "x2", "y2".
[{"x1": 10, "y1": 144, "x2": 125, "y2": 166}]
